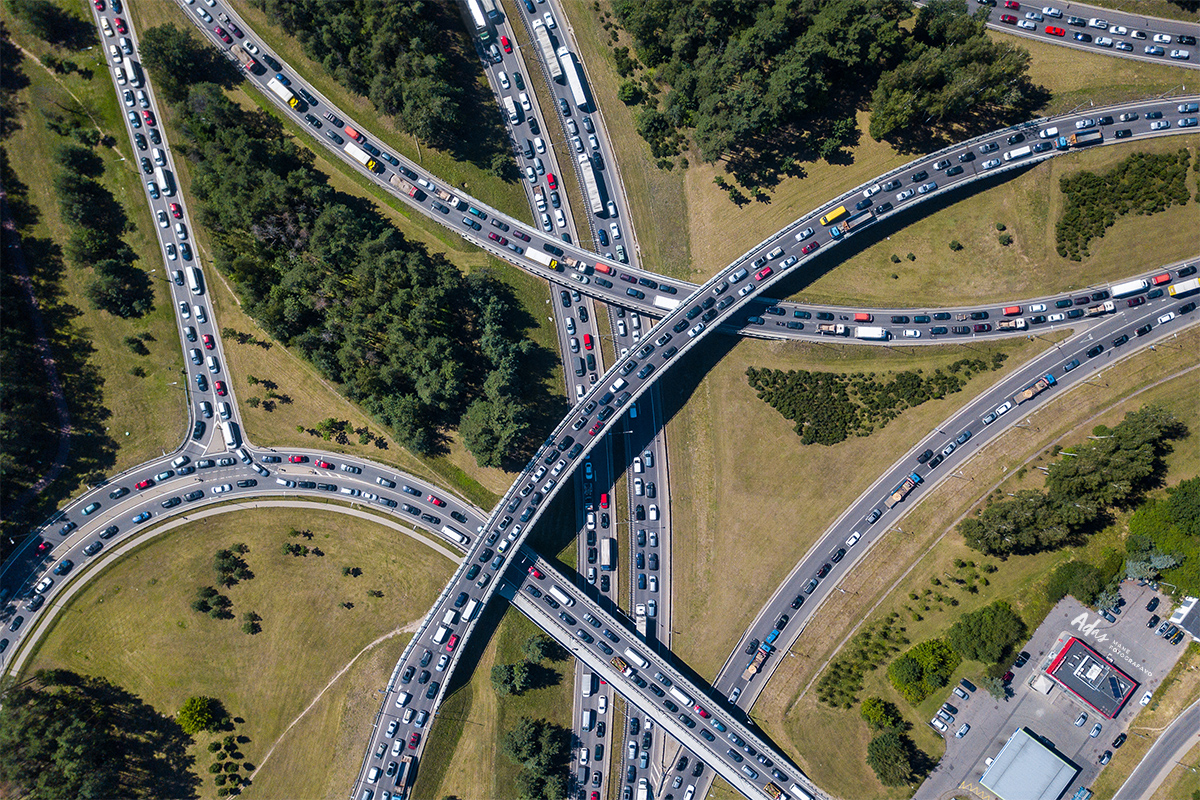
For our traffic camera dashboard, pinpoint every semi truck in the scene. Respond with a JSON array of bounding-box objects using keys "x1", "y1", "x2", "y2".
[
  {"x1": 1168, "y1": 277, "x2": 1200, "y2": 297},
  {"x1": 344, "y1": 141, "x2": 379, "y2": 172},
  {"x1": 600, "y1": 537, "x2": 615, "y2": 571},
  {"x1": 230, "y1": 43, "x2": 260, "y2": 73},
  {"x1": 267, "y1": 77, "x2": 300, "y2": 110},
  {"x1": 816, "y1": 323, "x2": 848, "y2": 336},
  {"x1": 577, "y1": 153, "x2": 605, "y2": 215},
  {"x1": 1056, "y1": 130, "x2": 1103, "y2": 149},
  {"x1": 532, "y1": 20, "x2": 563, "y2": 82},
  {"x1": 393, "y1": 755, "x2": 415, "y2": 800},
  {"x1": 526, "y1": 249, "x2": 562, "y2": 271},
  {"x1": 558, "y1": 46, "x2": 589, "y2": 111},
  {"x1": 1087, "y1": 300, "x2": 1116, "y2": 316},
  {"x1": 854, "y1": 326, "x2": 888, "y2": 340},
  {"x1": 430, "y1": 184, "x2": 463, "y2": 210},
  {"x1": 1003, "y1": 145, "x2": 1032, "y2": 162},
  {"x1": 388, "y1": 173, "x2": 425, "y2": 200},
  {"x1": 997, "y1": 317, "x2": 1027, "y2": 330},
  {"x1": 1109, "y1": 278, "x2": 1149, "y2": 298},
  {"x1": 1012, "y1": 373, "x2": 1056, "y2": 405},
  {"x1": 885, "y1": 472, "x2": 923, "y2": 508},
  {"x1": 829, "y1": 209, "x2": 876, "y2": 239}
]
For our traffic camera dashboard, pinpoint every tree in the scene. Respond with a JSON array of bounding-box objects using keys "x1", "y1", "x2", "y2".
[
  {"x1": 1045, "y1": 560, "x2": 1105, "y2": 605},
  {"x1": 177, "y1": 696, "x2": 218, "y2": 735},
  {"x1": 866, "y1": 730, "x2": 915, "y2": 786},
  {"x1": 522, "y1": 634, "x2": 560, "y2": 663},
  {"x1": 138, "y1": 24, "x2": 236, "y2": 102},
  {"x1": 981, "y1": 675, "x2": 1007, "y2": 700},
  {"x1": 861, "y1": 696, "x2": 903, "y2": 731},
  {"x1": 946, "y1": 601, "x2": 1026, "y2": 664},
  {"x1": 491, "y1": 664, "x2": 517, "y2": 696}
]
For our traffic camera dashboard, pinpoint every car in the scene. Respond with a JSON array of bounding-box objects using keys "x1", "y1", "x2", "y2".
[
  {"x1": 500, "y1": 35, "x2": 512, "y2": 53},
  {"x1": 956, "y1": 723, "x2": 970, "y2": 738},
  {"x1": 1145, "y1": 45, "x2": 1165, "y2": 55},
  {"x1": 1074, "y1": 31, "x2": 1092, "y2": 41},
  {"x1": 1045, "y1": 25, "x2": 1065, "y2": 35},
  {"x1": 408, "y1": 732, "x2": 421, "y2": 750},
  {"x1": 1087, "y1": 344, "x2": 1104, "y2": 358},
  {"x1": 1141, "y1": 690, "x2": 1153, "y2": 705},
  {"x1": 1017, "y1": 19, "x2": 1036, "y2": 28},
  {"x1": 866, "y1": 508, "x2": 882, "y2": 524},
  {"x1": 953, "y1": 686, "x2": 969, "y2": 700},
  {"x1": 1099, "y1": 750, "x2": 1112, "y2": 765},
  {"x1": 1112, "y1": 733, "x2": 1127, "y2": 749},
  {"x1": 897, "y1": 188, "x2": 916, "y2": 201},
  {"x1": 982, "y1": 157, "x2": 1002, "y2": 170},
  {"x1": 1150, "y1": 119, "x2": 1171, "y2": 131}
]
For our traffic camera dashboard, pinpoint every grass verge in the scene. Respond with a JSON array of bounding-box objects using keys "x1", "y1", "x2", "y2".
[
  {"x1": 19, "y1": 507, "x2": 453, "y2": 800},
  {"x1": 745, "y1": 328, "x2": 1200, "y2": 800},
  {"x1": 412, "y1": 604, "x2": 575, "y2": 799}
]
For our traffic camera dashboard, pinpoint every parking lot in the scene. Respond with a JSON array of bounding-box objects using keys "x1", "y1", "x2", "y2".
[{"x1": 914, "y1": 584, "x2": 1189, "y2": 800}]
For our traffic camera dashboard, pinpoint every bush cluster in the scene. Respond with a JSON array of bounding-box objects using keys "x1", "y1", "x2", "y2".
[
  {"x1": 815, "y1": 615, "x2": 908, "y2": 708},
  {"x1": 959, "y1": 405, "x2": 1187, "y2": 557},
  {"x1": 1127, "y1": 477, "x2": 1200, "y2": 593},
  {"x1": 1056, "y1": 149, "x2": 1192, "y2": 261},
  {"x1": 747, "y1": 355, "x2": 1005, "y2": 445},
  {"x1": 887, "y1": 638, "x2": 960, "y2": 704}
]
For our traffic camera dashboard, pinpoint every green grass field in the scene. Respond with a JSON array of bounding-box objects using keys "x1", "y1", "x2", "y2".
[
  {"x1": 412, "y1": 604, "x2": 576, "y2": 800},
  {"x1": 20, "y1": 507, "x2": 453, "y2": 800},
  {"x1": 744, "y1": 329, "x2": 1200, "y2": 799},
  {"x1": 1, "y1": 7, "x2": 187, "y2": 517}
]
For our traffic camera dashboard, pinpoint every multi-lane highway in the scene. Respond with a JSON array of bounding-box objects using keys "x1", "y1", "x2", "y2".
[{"x1": 3, "y1": 3, "x2": 1199, "y2": 800}]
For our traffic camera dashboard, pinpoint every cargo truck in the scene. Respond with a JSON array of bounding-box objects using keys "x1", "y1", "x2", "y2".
[
  {"x1": 230, "y1": 43, "x2": 260, "y2": 73},
  {"x1": 829, "y1": 209, "x2": 875, "y2": 239},
  {"x1": 636, "y1": 779, "x2": 649, "y2": 800},
  {"x1": 1109, "y1": 278, "x2": 1149, "y2": 298},
  {"x1": 1056, "y1": 130, "x2": 1103, "y2": 149},
  {"x1": 1003, "y1": 145, "x2": 1032, "y2": 162},
  {"x1": 267, "y1": 77, "x2": 300, "y2": 110},
  {"x1": 526, "y1": 249, "x2": 563, "y2": 271},
  {"x1": 1012, "y1": 373, "x2": 1056, "y2": 404},
  {"x1": 997, "y1": 318, "x2": 1027, "y2": 330},
  {"x1": 742, "y1": 643, "x2": 773, "y2": 680},
  {"x1": 389, "y1": 173, "x2": 425, "y2": 200},
  {"x1": 1168, "y1": 277, "x2": 1200, "y2": 297},
  {"x1": 885, "y1": 472, "x2": 923, "y2": 508},
  {"x1": 533, "y1": 185, "x2": 547, "y2": 211},
  {"x1": 854, "y1": 326, "x2": 888, "y2": 340},
  {"x1": 1086, "y1": 300, "x2": 1116, "y2": 316},
  {"x1": 393, "y1": 755, "x2": 415, "y2": 800},
  {"x1": 503, "y1": 95, "x2": 520, "y2": 124},
  {"x1": 344, "y1": 141, "x2": 379, "y2": 172},
  {"x1": 430, "y1": 184, "x2": 463, "y2": 210},
  {"x1": 816, "y1": 323, "x2": 848, "y2": 336}
]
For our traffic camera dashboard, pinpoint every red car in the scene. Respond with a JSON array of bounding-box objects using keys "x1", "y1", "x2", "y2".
[
  {"x1": 528, "y1": 566, "x2": 544, "y2": 579},
  {"x1": 802, "y1": 241, "x2": 820, "y2": 255},
  {"x1": 36, "y1": 541, "x2": 52, "y2": 555},
  {"x1": 214, "y1": 26, "x2": 232, "y2": 44},
  {"x1": 446, "y1": 634, "x2": 459, "y2": 652},
  {"x1": 1003, "y1": 0, "x2": 1019, "y2": 7},
  {"x1": 589, "y1": 423, "x2": 602, "y2": 436},
  {"x1": 316, "y1": 460, "x2": 333, "y2": 469},
  {"x1": 501, "y1": 35, "x2": 512, "y2": 53},
  {"x1": 227, "y1": 23, "x2": 243, "y2": 38},
  {"x1": 428, "y1": 495, "x2": 446, "y2": 507},
  {"x1": 135, "y1": 479, "x2": 154, "y2": 490},
  {"x1": 999, "y1": 13, "x2": 1017, "y2": 22},
  {"x1": 408, "y1": 732, "x2": 420, "y2": 750},
  {"x1": 288, "y1": 455, "x2": 307, "y2": 463},
  {"x1": 546, "y1": 173, "x2": 557, "y2": 190},
  {"x1": 754, "y1": 266, "x2": 773, "y2": 281},
  {"x1": 202, "y1": 334, "x2": 214, "y2": 350},
  {"x1": 142, "y1": 110, "x2": 156, "y2": 127},
  {"x1": 93, "y1": 0, "x2": 105, "y2": 9},
  {"x1": 114, "y1": 17, "x2": 127, "y2": 33},
  {"x1": 693, "y1": 704, "x2": 710, "y2": 718},
  {"x1": 1127, "y1": 296, "x2": 1145, "y2": 307},
  {"x1": 600, "y1": 492, "x2": 609, "y2": 509},
  {"x1": 1045, "y1": 25, "x2": 1065, "y2": 35},
  {"x1": 583, "y1": 334, "x2": 593, "y2": 350},
  {"x1": 170, "y1": 203, "x2": 182, "y2": 218},
  {"x1": 487, "y1": 232, "x2": 508, "y2": 245},
  {"x1": 214, "y1": 381, "x2": 227, "y2": 396}
]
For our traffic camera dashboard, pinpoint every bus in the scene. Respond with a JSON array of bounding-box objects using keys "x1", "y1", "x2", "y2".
[
  {"x1": 548, "y1": 585, "x2": 575, "y2": 606},
  {"x1": 1168, "y1": 277, "x2": 1200, "y2": 297},
  {"x1": 187, "y1": 267, "x2": 204, "y2": 296},
  {"x1": 818, "y1": 205, "x2": 847, "y2": 226},
  {"x1": 155, "y1": 166, "x2": 175, "y2": 196},
  {"x1": 599, "y1": 537, "x2": 615, "y2": 571}
]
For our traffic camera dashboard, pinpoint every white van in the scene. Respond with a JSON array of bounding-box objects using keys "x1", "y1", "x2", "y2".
[
  {"x1": 442, "y1": 609, "x2": 459, "y2": 626},
  {"x1": 432, "y1": 625, "x2": 451, "y2": 644},
  {"x1": 610, "y1": 378, "x2": 627, "y2": 393},
  {"x1": 548, "y1": 585, "x2": 575, "y2": 606},
  {"x1": 766, "y1": 246, "x2": 784, "y2": 260},
  {"x1": 463, "y1": 598, "x2": 481, "y2": 621},
  {"x1": 1039, "y1": 126, "x2": 1058, "y2": 139},
  {"x1": 206, "y1": 355, "x2": 219, "y2": 374},
  {"x1": 395, "y1": 691, "x2": 412, "y2": 708}
]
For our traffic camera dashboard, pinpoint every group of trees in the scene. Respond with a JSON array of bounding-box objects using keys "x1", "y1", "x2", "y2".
[
  {"x1": 138, "y1": 31, "x2": 553, "y2": 464},
  {"x1": 746, "y1": 355, "x2": 1005, "y2": 445},
  {"x1": 860, "y1": 697, "x2": 926, "y2": 786},
  {"x1": 887, "y1": 638, "x2": 960, "y2": 704},
  {"x1": 959, "y1": 405, "x2": 1187, "y2": 557},
  {"x1": 53, "y1": 143, "x2": 154, "y2": 318},
  {"x1": 1056, "y1": 149, "x2": 1192, "y2": 261},
  {"x1": 248, "y1": 0, "x2": 465, "y2": 150},
  {"x1": 815, "y1": 614, "x2": 908, "y2": 708},
  {"x1": 945, "y1": 600, "x2": 1026, "y2": 664},
  {"x1": 607, "y1": 0, "x2": 1042, "y2": 170},
  {"x1": 491, "y1": 634, "x2": 566, "y2": 696},
  {"x1": 1127, "y1": 476, "x2": 1200, "y2": 593},
  {"x1": 501, "y1": 716, "x2": 571, "y2": 800},
  {"x1": 0, "y1": 670, "x2": 196, "y2": 799}
]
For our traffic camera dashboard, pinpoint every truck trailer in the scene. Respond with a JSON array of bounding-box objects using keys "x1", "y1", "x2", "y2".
[
  {"x1": 854, "y1": 326, "x2": 888, "y2": 340},
  {"x1": 388, "y1": 173, "x2": 424, "y2": 200},
  {"x1": 829, "y1": 209, "x2": 876, "y2": 239},
  {"x1": 266, "y1": 77, "x2": 300, "y2": 110}
]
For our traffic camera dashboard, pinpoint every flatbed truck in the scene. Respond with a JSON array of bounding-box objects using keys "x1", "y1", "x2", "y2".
[
  {"x1": 1056, "y1": 130, "x2": 1103, "y2": 149},
  {"x1": 997, "y1": 318, "x2": 1027, "y2": 331},
  {"x1": 885, "y1": 472, "x2": 922, "y2": 508},
  {"x1": 1013, "y1": 373, "x2": 1056, "y2": 405},
  {"x1": 829, "y1": 209, "x2": 875, "y2": 239},
  {"x1": 816, "y1": 323, "x2": 847, "y2": 336}
]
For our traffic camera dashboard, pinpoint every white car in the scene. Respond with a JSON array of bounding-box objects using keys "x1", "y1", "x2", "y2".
[
  {"x1": 36, "y1": 576, "x2": 53, "y2": 593},
  {"x1": 930, "y1": 718, "x2": 948, "y2": 733},
  {"x1": 212, "y1": 483, "x2": 232, "y2": 494},
  {"x1": 1024, "y1": 11, "x2": 1043, "y2": 21},
  {"x1": 124, "y1": 90, "x2": 135, "y2": 107},
  {"x1": 554, "y1": 209, "x2": 566, "y2": 228},
  {"x1": 610, "y1": 222, "x2": 621, "y2": 240},
  {"x1": 243, "y1": 41, "x2": 259, "y2": 54},
  {"x1": 982, "y1": 158, "x2": 1002, "y2": 170},
  {"x1": 157, "y1": 210, "x2": 169, "y2": 227},
  {"x1": 896, "y1": 188, "x2": 916, "y2": 201},
  {"x1": 598, "y1": 695, "x2": 607, "y2": 713},
  {"x1": 543, "y1": 11, "x2": 556, "y2": 28},
  {"x1": 1153, "y1": 33, "x2": 1172, "y2": 44},
  {"x1": 845, "y1": 531, "x2": 862, "y2": 547},
  {"x1": 1158, "y1": 312, "x2": 1176, "y2": 324},
  {"x1": 1087, "y1": 18, "x2": 1108, "y2": 29},
  {"x1": 165, "y1": 243, "x2": 177, "y2": 260},
  {"x1": 1116, "y1": 41, "x2": 1133, "y2": 51},
  {"x1": 1130, "y1": 29, "x2": 1147, "y2": 39},
  {"x1": 863, "y1": 184, "x2": 881, "y2": 198},
  {"x1": 540, "y1": 212, "x2": 552, "y2": 232},
  {"x1": 534, "y1": 137, "x2": 546, "y2": 153},
  {"x1": 1170, "y1": 49, "x2": 1191, "y2": 60},
  {"x1": 525, "y1": 166, "x2": 537, "y2": 184},
  {"x1": 586, "y1": 512, "x2": 595, "y2": 530},
  {"x1": 795, "y1": 227, "x2": 814, "y2": 241},
  {"x1": 994, "y1": 401, "x2": 1013, "y2": 417},
  {"x1": 589, "y1": 134, "x2": 600, "y2": 150},
  {"x1": 1145, "y1": 45, "x2": 1166, "y2": 55},
  {"x1": 1028, "y1": 303, "x2": 1047, "y2": 312},
  {"x1": 1095, "y1": 37, "x2": 1113, "y2": 47},
  {"x1": 902, "y1": 329, "x2": 921, "y2": 338},
  {"x1": 1017, "y1": 19, "x2": 1036, "y2": 29},
  {"x1": 579, "y1": 747, "x2": 589, "y2": 766},
  {"x1": 498, "y1": 71, "x2": 510, "y2": 89},
  {"x1": 1109, "y1": 24, "x2": 1127, "y2": 35},
  {"x1": 1140, "y1": 690, "x2": 1153, "y2": 706},
  {"x1": 519, "y1": 92, "x2": 531, "y2": 112},
  {"x1": 1150, "y1": 120, "x2": 1170, "y2": 130},
  {"x1": 1042, "y1": 6, "x2": 1062, "y2": 17},
  {"x1": 1075, "y1": 118, "x2": 1096, "y2": 129},
  {"x1": 649, "y1": 576, "x2": 658, "y2": 592},
  {"x1": 1048, "y1": 312, "x2": 1066, "y2": 322}
]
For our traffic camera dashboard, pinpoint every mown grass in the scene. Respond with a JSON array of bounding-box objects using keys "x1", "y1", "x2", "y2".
[
  {"x1": 744, "y1": 329, "x2": 1200, "y2": 800},
  {"x1": 413, "y1": 605, "x2": 575, "y2": 799},
  {"x1": 1, "y1": 6, "x2": 186, "y2": 513},
  {"x1": 20, "y1": 507, "x2": 453, "y2": 800}
]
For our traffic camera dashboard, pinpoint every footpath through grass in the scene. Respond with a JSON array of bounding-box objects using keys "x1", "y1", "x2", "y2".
[
  {"x1": 413, "y1": 605, "x2": 576, "y2": 800},
  {"x1": 1, "y1": 7, "x2": 186, "y2": 533},
  {"x1": 20, "y1": 507, "x2": 453, "y2": 800},
  {"x1": 746, "y1": 328, "x2": 1200, "y2": 800}
]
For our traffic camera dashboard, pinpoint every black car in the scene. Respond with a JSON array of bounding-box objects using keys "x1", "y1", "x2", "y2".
[
  {"x1": 891, "y1": 315, "x2": 910, "y2": 324},
  {"x1": 830, "y1": 547, "x2": 846, "y2": 564},
  {"x1": 815, "y1": 563, "x2": 831, "y2": 579},
  {"x1": 816, "y1": 311, "x2": 835, "y2": 321},
  {"x1": 917, "y1": 448, "x2": 934, "y2": 464},
  {"x1": 1007, "y1": 132, "x2": 1025, "y2": 144},
  {"x1": 1086, "y1": 344, "x2": 1104, "y2": 358},
  {"x1": 911, "y1": 170, "x2": 928, "y2": 182},
  {"x1": 1112, "y1": 334, "x2": 1129, "y2": 347},
  {"x1": 1147, "y1": 597, "x2": 1160, "y2": 612}
]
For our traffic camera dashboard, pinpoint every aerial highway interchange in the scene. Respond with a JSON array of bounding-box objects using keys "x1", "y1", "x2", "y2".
[{"x1": 1, "y1": 1, "x2": 1198, "y2": 800}]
